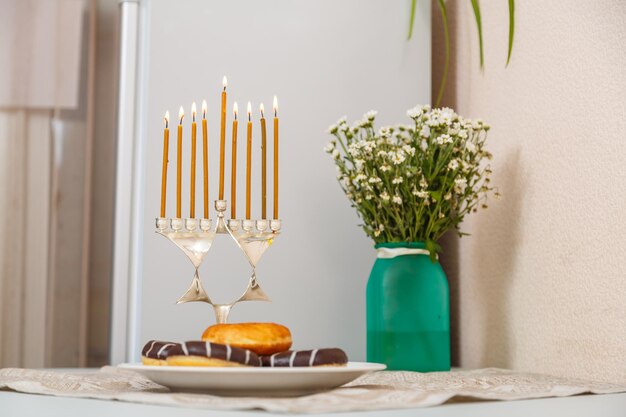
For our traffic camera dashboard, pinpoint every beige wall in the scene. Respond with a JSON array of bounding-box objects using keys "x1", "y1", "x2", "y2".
[{"x1": 434, "y1": 1, "x2": 626, "y2": 383}]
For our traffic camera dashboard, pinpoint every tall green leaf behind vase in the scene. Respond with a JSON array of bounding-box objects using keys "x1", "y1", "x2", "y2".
[
  {"x1": 325, "y1": 106, "x2": 498, "y2": 371},
  {"x1": 368, "y1": 242, "x2": 449, "y2": 371}
]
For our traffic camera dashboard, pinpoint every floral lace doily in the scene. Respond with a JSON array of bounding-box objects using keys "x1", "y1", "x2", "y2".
[{"x1": 1, "y1": 367, "x2": 624, "y2": 413}]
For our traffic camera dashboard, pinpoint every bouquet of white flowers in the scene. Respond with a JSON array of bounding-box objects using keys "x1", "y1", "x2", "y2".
[{"x1": 325, "y1": 105, "x2": 498, "y2": 259}]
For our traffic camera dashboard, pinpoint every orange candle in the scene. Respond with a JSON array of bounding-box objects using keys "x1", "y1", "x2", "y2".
[
  {"x1": 176, "y1": 106, "x2": 184, "y2": 218},
  {"x1": 230, "y1": 103, "x2": 239, "y2": 219},
  {"x1": 260, "y1": 103, "x2": 267, "y2": 219},
  {"x1": 201, "y1": 100, "x2": 209, "y2": 218},
  {"x1": 160, "y1": 111, "x2": 170, "y2": 218},
  {"x1": 246, "y1": 102, "x2": 252, "y2": 220},
  {"x1": 190, "y1": 102, "x2": 197, "y2": 218},
  {"x1": 218, "y1": 76, "x2": 227, "y2": 200},
  {"x1": 272, "y1": 96, "x2": 279, "y2": 219}
]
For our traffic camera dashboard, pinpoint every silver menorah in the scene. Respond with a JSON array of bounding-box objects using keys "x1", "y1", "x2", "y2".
[{"x1": 155, "y1": 199, "x2": 281, "y2": 323}]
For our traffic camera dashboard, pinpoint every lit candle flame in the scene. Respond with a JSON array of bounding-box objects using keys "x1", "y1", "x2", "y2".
[
  {"x1": 247, "y1": 101, "x2": 252, "y2": 121},
  {"x1": 178, "y1": 106, "x2": 184, "y2": 124},
  {"x1": 201, "y1": 100, "x2": 207, "y2": 119},
  {"x1": 273, "y1": 96, "x2": 278, "y2": 117},
  {"x1": 191, "y1": 102, "x2": 197, "y2": 122},
  {"x1": 164, "y1": 111, "x2": 170, "y2": 128},
  {"x1": 233, "y1": 102, "x2": 238, "y2": 120},
  {"x1": 260, "y1": 103, "x2": 265, "y2": 119},
  {"x1": 222, "y1": 76, "x2": 228, "y2": 90}
]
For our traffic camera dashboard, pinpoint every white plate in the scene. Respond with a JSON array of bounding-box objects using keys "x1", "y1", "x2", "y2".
[{"x1": 119, "y1": 362, "x2": 386, "y2": 396}]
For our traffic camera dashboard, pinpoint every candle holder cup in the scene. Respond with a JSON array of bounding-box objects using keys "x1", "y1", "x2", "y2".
[{"x1": 156, "y1": 199, "x2": 281, "y2": 323}]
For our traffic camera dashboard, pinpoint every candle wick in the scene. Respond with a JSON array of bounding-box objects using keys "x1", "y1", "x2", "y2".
[
  {"x1": 248, "y1": 113, "x2": 251, "y2": 122},
  {"x1": 261, "y1": 110, "x2": 264, "y2": 119}
]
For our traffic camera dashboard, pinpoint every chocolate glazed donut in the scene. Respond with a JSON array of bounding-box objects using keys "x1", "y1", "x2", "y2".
[
  {"x1": 260, "y1": 348, "x2": 348, "y2": 367},
  {"x1": 142, "y1": 340, "x2": 180, "y2": 360},
  {"x1": 167, "y1": 341, "x2": 261, "y2": 366}
]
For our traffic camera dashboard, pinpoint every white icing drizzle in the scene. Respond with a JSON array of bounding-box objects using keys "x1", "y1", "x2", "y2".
[
  {"x1": 205, "y1": 341, "x2": 212, "y2": 357},
  {"x1": 270, "y1": 352, "x2": 279, "y2": 367},
  {"x1": 289, "y1": 351, "x2": 297, "y2": 367},
  {"x1": 145, "y1": 340, "x2": 157, "y2": 357},
  {"x1": 156, "y1": 343, "x2": 174, "y2": 359},
  {"x1": 245, "y1": 350, "x2": 250, "y2": 365},
  {"x1": 182, "y1": 342, "x2": 189, "y2": 356},
  {"x1": 309, "y1": 349, "x2": 319, "y2": 367},
  {"x1": 226, "y1": 345, "x2": 232, "y2": 361}
]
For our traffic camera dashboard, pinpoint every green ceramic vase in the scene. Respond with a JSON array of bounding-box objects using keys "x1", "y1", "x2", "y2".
[{"x1": 366, "y1": 242, "x2": 450, "y2": 372}]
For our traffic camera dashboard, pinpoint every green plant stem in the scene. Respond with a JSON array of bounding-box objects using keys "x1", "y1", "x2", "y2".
[
  {"x1": 435, "y1": 0, "x2": 450, "y2": 107},
  {"x1": 408, "y1": 0, "x2": 417, "y2": 40},
  {"x1": 507, "y1": 0, "x2": 515, "y2": 66},
  {"x1": 470, "y1": 0, "x2": 485, "y2": 68}
]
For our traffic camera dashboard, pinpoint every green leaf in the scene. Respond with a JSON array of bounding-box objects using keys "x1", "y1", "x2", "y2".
[
  {"x1": 426, "y1": 240, "x2": 443, "y2": 263},
  {"x1": 470, "y1": 0, "x2": 485, "y2": 68},
  {"x1": 506, "y1": 0, "x2": 515, "y2": 66},
  {"x1": 434, "y1": 0, "x2": 450, "y2": 107},
  {"x1": 408, "y1": 0, "x2": 417, "y2": 40}
]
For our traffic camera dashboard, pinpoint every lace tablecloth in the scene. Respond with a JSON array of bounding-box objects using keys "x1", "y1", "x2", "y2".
[{"x1": 1, "y1": 367, "x2": 624, "y2": 414}]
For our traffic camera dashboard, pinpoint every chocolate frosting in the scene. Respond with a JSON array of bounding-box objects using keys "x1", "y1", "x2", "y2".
[
  {"x1": 141, "y1": 340, "x2": 180, "y2": 360},
  {"x1": 260, "y1": 348, "x2": 348, "y2": 367},
  {"x1": 167, "y1": 341, "x2": 261, "y2": 366}
]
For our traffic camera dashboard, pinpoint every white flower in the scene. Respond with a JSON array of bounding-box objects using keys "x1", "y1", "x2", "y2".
[
  {"x1": 378, "y1": 126, "x2": 392, "y2": 138},
  {"x1": 339, "y1": 123, "x2": 350, "y2": 133},
  {"x1": 420, "y1": 125, "x2": 430, "y2": 138},
  {"x1": 419, "y1": 178, "x2": 428, "y2": 188},
  {"x1": 440, "y1": 107, "x2": 456, "y2": 125},
  {"x1": 436, "y1": 134, "x2": 453, "y2": 145},
  {"x1": 448, "y1": 159, "x2": 459, "y2": 170},
  {"x1": 374, "y1": 229, "x2": 381, "y2": 237},
  {"x1": 454, "y1": 178, "x2": 467, "y2": 193},
  {"x1": 337, "y1": 116, "x2": 347, "y2": 125},
  {"x1": 402, "y1": 144, "x2": 416, "y2": 156},
  {"x1": 326, "y1": 124, "x2": 338, "y2": 134},
  {"x1": 380, "y1": 165, "x2": 391, "y2": 172},
  {"x1": 379, "y1": 224, "x2": 385, "y2": 231},
  {"x1": 365, "y1": 194, "x2": 374, "y2": 200},
  {"x1": 392, "y1": 195, "x2": 402, "y2": 204},
  {"x1": 392, "y1": 177, "x2": 403, "y2": 184},
  {"x1": 380, "y1": 191, "x2": 390, "y2": 201},
  {"x1": 406, "y1": 106, "x2": 421, "y2": 119},
  {"x1": 439, "y1": 212, "x2": 445, "y2": 219},
  {"x1": 420, "y1": 140, "x2": 428, "y2": 151},
  {"x1": 368, "y1": 177, "x2": 382, "y2": 184},
  {"x1": 414, "y1": 190, "x2": 429, "y2": 198},
  {"x1": 324, "y1": 141, "x2": 335, "y2": 153},
  {"x1": 365, "y1": 110, "x2": 377, "y2": 120},
  {"x1": 465, "y1": 141, "x2": 476, "y2": 153},
  {"x1": 354, "y1": 159, "x2": 365, "y2": 170},
  {"x1": 354, "y1": 173, "x2": 367, "y2": 184},
  {"x1": 444, "y1": 192, "x2": 452, "y2": 200},
  {"x1": 377, "y1": 150, "x2": 387, "y2": 158},
  {"x1": 390, "y1": 151, "x2": 406, "y2": 165},
  {"x1": 458, "y1": 129, "x2": 468, "y2": 139},
  {"x1": 332, "y1": 149, "x2": 340, "y2": 159}
]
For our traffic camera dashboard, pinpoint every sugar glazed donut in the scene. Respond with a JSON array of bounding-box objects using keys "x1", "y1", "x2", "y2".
[
  {"x1": 260, "y1": 348, "x2": 348, "y2": 367},
  {"x1": 201, "y1": 322, "x2": 292, "y2": 355},
  {"x1": 166, "y1": 341, "x2": 261, "y2": 367},
  {"x1": 141, "y1": 340, "x2": 180, "y2": 366}
]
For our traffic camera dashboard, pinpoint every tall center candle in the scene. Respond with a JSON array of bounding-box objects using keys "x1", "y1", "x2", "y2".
[
  {"x1": 176, "y1": 106, "x2": 184, "y2": 218},
  {"x1": 272, "y1": 96, "x2": 279, "y2": 220},
  {"x1": 160, "y1": 111, "x2": 170, "y2": 218},
  {"x1": 230, "y1": 103, "x2": 239, "y2": 219},
  {"x1": 260, "y1": 103, "x2": 267, "y2": 219},
  {"x1": 190, "y1": 102, "x2": 197, "y2": 218},
  {"x1": 218, "y1": 76, "x2": 227, "y2": 200},
  {"x1": 201, "y1": 100, "x2": 209, "y2": 218},
  {"x1": 246, "y1": 102, "x2": 252, "y2": 220}
]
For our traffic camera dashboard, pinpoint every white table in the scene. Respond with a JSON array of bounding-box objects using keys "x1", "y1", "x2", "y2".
[{"x1": 2, "y1": 391, "x2": 626, "y2": 417}]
